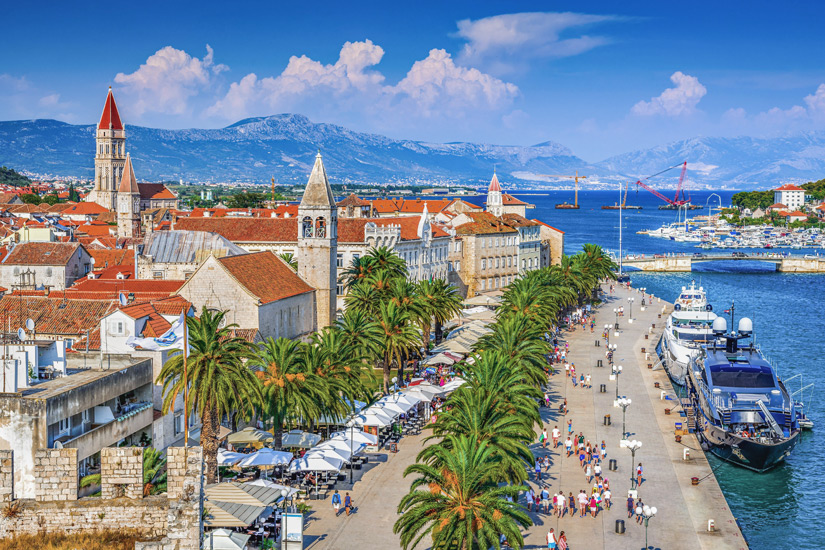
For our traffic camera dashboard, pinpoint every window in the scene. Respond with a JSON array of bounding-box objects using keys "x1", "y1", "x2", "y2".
[
  {"x1": 81, "y1": 409, "x2": 90, "y2": 425},
  {"x1": 495, "y1": 277, "x2": 499, "y2": 288},
  {"x1": 315, "y1": 217, "x2": 326, "y2": 238},
  {"x1": 481, "y1": 279, "x2": 486, "y2": 290},
  {"x1": 110, "y1": 321, "x2": 125, "y2": 336},
  {"x1": 481, "y1": 238, "x2": 485, "y2": 249},
  {"x1": 353, "y1": 253, "x2": 360, "y2": 262},
  {"x1": 337, "y1": 254, "x2": 344, "y2": 268},
  {"x1": 508, "y1": 256, "x2": 512, "y2": 267},
  {"x1": 58, "y1": 418, "x2": 69, "y2": 434},
  {"x1": 153, "y1": 271, "x2": 164, "y2": 280},
  {"x1": 337, "y1": 284, "x2": 344, "y2": 295},
  {"x1": 507, "y1": 237, "x2": 512, "y2": 246},
  {"x1": 174, "y1": 413, "x2": 183, "y2": 436},
  {"x1": 302, "y1": 217, "x2": 313, "y2": 238},
  {"x1": 184, "y1": 272, "x2": 193, "y2": 280},
  {"x1": 481, "y1": 258, "x2": 487, "y2": 270},
  {"x1": 495, "y1": 237, "x2": 499, "y2": 247},
  {"x1": 455, "y1": 260, "x2": 460, "y2": 271},
  {"x1": 495, "y1": 257, "x2": 500, "y2": 268}
]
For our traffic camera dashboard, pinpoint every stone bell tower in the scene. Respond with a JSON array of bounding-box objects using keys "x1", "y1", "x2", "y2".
[
  {"x1": 296, "y1": 153, "x2": 338, "y2": 329},
  {"x1": 486, "y1": 170, "x2": 503, "y2": 217},
  {"x1": 117, "y1": 153, "x2": 141, "y2": 238},
  {"x1": 93, "y1": 87, "x2": 126, "y2": 211}
]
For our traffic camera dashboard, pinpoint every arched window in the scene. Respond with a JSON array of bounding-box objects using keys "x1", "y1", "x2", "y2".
[
  {"x1": 302, "y1": 216, "x2": 313, "y2": 238},
  {"x1": 315, "y1": 217, "x2": 326, "y2": 238}
]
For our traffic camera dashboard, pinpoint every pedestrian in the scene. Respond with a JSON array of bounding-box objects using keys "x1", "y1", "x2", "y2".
[
  {"x1": 535, "y1": 460, "x2": 542, "y2": 481},
  {"x1": 627, "y1": 495, "x2": 635, "y2": 519},
  {"x1": 567, "y1": 419, "x2": 573, "y2": 435},
  {"x1": 557, "y1": 491, "x2": 566, "y2": 518},
  {"x1": 584, "y1": 463, "x2": 592, "y2": 483},
  {"x1": 540, "y1": 486, "x2": 551, "y2": 514},
  {"x1": 568, "y1": 492, "x2": 575, "y2": 515},
  {"x1": 545, "y1": 391, "x2": 551, "y2": 407},
  {"x1": 604, "y1": 488, "x2": 612, "y2": 510},
  {"x1": 344, "y1": 492, "x2": 353, "y2": 516},
  {"x1": 585, "y1": 373, "x2": 591, "y2": 389},
  {"x1": 600, "y1": 440, "x2": 607, "y2": 459},
  {"x1": 540, "y1": 428, "x2": 548, "y2": 449},
  {"x1": 565, "y1": 363, "x2": 570, "y2": 377},
  {"x1": 546, "y1": 528, "x2": 557, "y2": 550},
  {"x1": 552, "y1": 426, "x2": 560, "y2": 448},
  {"x1": 563, "y1": 398, "x2": 568, "y2": 415},
  {"x1": 543, "y1": 454, "x2": 551, "y2": 473},
  {"x1": 578, "y1": 448, "x2": 586, "y2": 467},
  {"x1": 636, "y1": 463, "x2": 643, "y2": 487},
  {"x1": 558, "y1": 531, "x2": 568, "y2": 550},
  {"x1": 636, "y1": 498, "x2": 645, "y2": 524},
  {"x1": 565, "y1": 436, "x2": 573, "y2": 457},
  {"x1": 594, "y1": 462, "x2": 602, "y2": 481},
  {"x1": 332, "y1": 490, "x2": 342, "y2": 516},
  {"x1": 585, "y1": 443, "x2": 592, "y2": 464},
  {"x1": 526, "y1": 486, "x2": 535, "y2": 512},
  {"x1": 579, "y1": 374, "x2": 585, "y2": 388},
  {"x1": 553, "y1": 492, "x2": 561, "y2": 517},
  {"x1": 578, "y1": 490, "x2": 588, "y2": 517},
  {"x1": 589, "y1": 495, "x2": 599, "y2": 518}
]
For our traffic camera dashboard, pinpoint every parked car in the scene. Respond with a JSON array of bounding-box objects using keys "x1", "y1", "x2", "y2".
[
  {"x1": 732, "y1": 252, "x2": 749, "y2": 258},
  {"x1": 692, "y1": 253, "x2": 707, "y2": 258}
]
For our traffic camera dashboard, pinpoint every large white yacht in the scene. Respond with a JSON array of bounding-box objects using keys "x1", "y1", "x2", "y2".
[{"x1": 663, "y1": 281, "x2": 717, "y2": 384}]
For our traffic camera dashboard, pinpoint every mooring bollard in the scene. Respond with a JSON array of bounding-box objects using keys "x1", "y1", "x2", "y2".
[
  {"x1": 603, "y1": 414, "x2": 611, "y2": 425},
  {"x1": 597, "y1": 359, "x2": 603, "y2": 368},
  {"x1": 691, "y1": 477, "x2": 699, "y2": 486},
  {"x1": 683, "y1": 448, "x2": 690, "y2": 461},
  {"x1": 615, "y1": 519, "x2": 626, "y2": 534},
  {"x1": 664, "y1": 408, "x2": 670, "y2": 415},
  {"x1": 654, "y1": 382, "x2": 660, "y2": 389},
  {"x1": 641, "y1": 347, "x2": 646, "y2": 354},
  {"x1": 600, "y1": 384, "x2": 607, "y2": 393},
  {"x1": 645, "y1": 334, "x2": 649, "y2": 340},
  {"x1": 707, "y1": 519, "x2": 715, "y2": 532},
  {"x1": 595, "y1": 339, "x2": 600, "y2": 347}
]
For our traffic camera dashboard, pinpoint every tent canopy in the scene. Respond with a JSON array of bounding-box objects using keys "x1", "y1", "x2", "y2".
[
  {"x1": 462, "y1": 294, "x2": 501, "y2": 307},
  {"x1": 281, "y1": 430, "x2": 321, "y2": 449},
  {"x1": 236, "y1": 448, "x2": 293, "y2": 468},
  {"x1": 227, "y1": 427, "x2": 273, "y2": 445},
  {"x1": 203, "y1": 528, "x2": 251, "y2": 550},
  {"x1": 288, "y1": 455, "x2": 344, "y2": 472},
  {"x1": 330, "y1": 430, "x2": 378, "y2": 445},
  {"x1": 423, "y1": 353, "x2": 455, "y2": 365},
  {"x1": 218, "y1": 448, "x2": 245, "y2": 466},
  {"x1": 204, "y1": 500, "x2": 268, "y2": 527},
  {"x1": 205, "y1": 481, "x2": 284, "y2": 507},
  {"x1": 304, "y1": 446, "x2": 350, "y2": 463}
]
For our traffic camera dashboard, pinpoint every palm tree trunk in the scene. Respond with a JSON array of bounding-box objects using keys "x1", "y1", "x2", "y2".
[
  {"x1": 273, "y1": 420, "x2": 283, "y2": 451},
  {"x1": 202, "y1": 406, "x2": 221, "y2": 484},
  {"x1": 434, "y1": 319, "x2": 444, "y2": 344},
  {"x1": 382, "y1": 355, "x2": 391, "y2": 395}
]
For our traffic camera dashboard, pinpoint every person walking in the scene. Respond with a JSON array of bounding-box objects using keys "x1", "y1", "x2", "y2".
[
  {"x1": 636, "y1": 463, "x2": 644, "y2": 487},
  {"x1": 526, "y1": 486, "x2": 535, "y2": 512},
  {"x1": 594, "y1": 461, "x2": 602, "y2": 482},
  {"x1": 578, "y1": 490, "x2": 588, "y2": 517},
  {"x1": 584, "y1": 463, "x2": 592, "y2": 484},
  {"x1": 540, "y1": 486, "x2": 551, "y2": 514},
  {"x1": 567, "y1": 419, "x2": 573, "y2": 436},
  {"x1": 585, "y1": 373, "x2": 591, "y2": 389},
  {"x1": 543, "y1": 454, "x2": 551, "y2": 473},
  {"x1": 552, "y1": 426, "x2": 560, "y2": 448},
  {"x1": 344, "y1": 492, "x2": 353, "y2": 516},
  {"x1": 589, "y1": 494, "x2": 599, "y2": 518},
  {"x1": 565, "y1": 436, "x2": 573, "y2": 457},
  {"x1": 603, "y1": 488, "x2": 612, "y2": 510},
  {"x1": 331, "y1": 490, "x2": 342, "y2": 516},
  {"x1": 627, "y1": 495, "x2": 635, "y2": 519},
  {"x1": 540, "y1": 428, "x2": 549, "y2": 449},
  {"x1": 568, "y1": 492, "x2": 576, "y2": 515},
  {"x1": 546, "y1": 528, "x2": 557, "y2": 550},
  {"x1": 535, "y1": 459, "x2": 542, "y2": 481},
  {"x1": 558, "y1": 531, "x2": 568, "y2": 550}
]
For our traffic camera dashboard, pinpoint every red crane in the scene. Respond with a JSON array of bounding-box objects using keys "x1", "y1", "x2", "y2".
[{"x1": 633, "y1": 161, "x2": 689, "y2": 206}]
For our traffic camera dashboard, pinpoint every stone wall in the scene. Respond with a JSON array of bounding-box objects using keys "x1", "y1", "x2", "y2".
[
  {"x1": 34, "y1": 449, "x2": 77, "y2": 502},
  {"x1": 101, "y1": 447, "x2": 144, "y2": 500},
  {"x1": 0, "y1": 446, "x2": 203, "y2": 550}
]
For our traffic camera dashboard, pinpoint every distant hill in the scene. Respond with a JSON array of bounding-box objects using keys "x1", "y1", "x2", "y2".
[
  {"x1": 0, "y1": 166, "x2": 31, "y2": 187},
  {"x1": 2, "y1": 115, "x2": 825, "y2": 189},
  {"x1": 0, "y1": 115, "x2": 590, "y2": 186}
]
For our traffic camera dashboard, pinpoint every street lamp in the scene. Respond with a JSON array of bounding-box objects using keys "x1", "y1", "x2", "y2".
[
  {"x1": 616, "y1": 396, "x2": 631, "y2": 437},
  {"x1": 604, "y1": 324, "x2": 611, "y2": 346},
  {"x1": 613, "y1": 308, "x2": 619, "y2": 330},
  {"x1": 621, "y1": 439, "x2": 642, "y2": 489},
  {"x1": 640, "y1": 288, "x2": 647, "y2": 307},
  {"x1": 612, "y1": 362, "x2": 622, "y2": 398},
  {"x1": 635, "y1": 503, "x2": 657, "y2": 550},
  {"x1": 627, "y1": 297, "x2": 635, "y2": 323}
]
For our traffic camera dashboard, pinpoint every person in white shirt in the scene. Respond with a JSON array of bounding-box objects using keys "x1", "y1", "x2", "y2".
[
  {"x1": 603, "y1": 489, "x2": 612, "y2": 510},
  {"x1": 551, "y1": 426, "x2": 561, "y2": 448},
  {"x1": 547, "y1": 528, "x2": 557, "y2": 549},
  {"x1": 594, "y1": 462, "x2": 602, "y2": 481},
  {"x1": 577, "y1": 491, "x2": 588, "y2": 517},
  {"x1": 565, "y1": 437, "x2": 573, "y2": 457}
]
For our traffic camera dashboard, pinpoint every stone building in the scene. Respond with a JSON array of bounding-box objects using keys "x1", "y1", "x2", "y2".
[
  {"x1": 176, "y1": 251, "x2": 316, "y2": 340},
  {"x1": 448, "y1": 212, "x2": 520, "y2": 296},
  {"x1": 0, "y1": 354, "x2": 154, "y2": 499},
  {"x1": 0, "y1": 242, "x2": 92, "y2": 291},
  {"x1": 116, "y1": 153, "x2": 141, "y2": 239},
  {"x1": 89, "y1": 87, "x2": 125, "y2": 211},
  {"x1": 136, "y1": 230, "x2": 246, "y2": 280},
  {"x1": 774, "y1": 183, "x2": 805, "y2": 210}
]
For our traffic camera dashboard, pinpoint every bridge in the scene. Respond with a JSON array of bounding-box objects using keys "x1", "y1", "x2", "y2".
[{"x1": 619, "y1": 253, "x2": 825, "y2": 273}]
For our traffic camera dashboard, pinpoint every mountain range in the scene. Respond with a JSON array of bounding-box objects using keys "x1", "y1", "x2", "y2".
[{"x1": 1, "y1": 114, "x2": 823, "y2": 190}]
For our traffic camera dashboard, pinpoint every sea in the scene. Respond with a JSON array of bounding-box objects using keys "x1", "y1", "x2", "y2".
[{"x1": 512, "y1": 189, "x2": 825, "y2": 550}]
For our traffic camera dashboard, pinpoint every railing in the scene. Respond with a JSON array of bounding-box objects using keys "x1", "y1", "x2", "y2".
[{"x1": 115, "y1": 401, "x2": 152, "y2": 422}]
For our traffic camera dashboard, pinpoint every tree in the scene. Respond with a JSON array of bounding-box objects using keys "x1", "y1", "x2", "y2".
[
  {"x1": 416, "y1": 279, "x2": 463, "y2": 347},
  {"x1": 394, "y1": 436, "x2": 530, "y2": 550},
  {"x1": 376, "y1": 301, "x2": 419, "y2": 394},
  {"x1": 19, "y1": 193, "x2": 40, "y2": 204},
  {"x1": 157, "y1": 310, "x2": 260, "y2": 483},
  {"x1": 225, "y1": 191, "x2": 267, "y2": 209},
  {"x1": 250, "y1": 337, "x2": 327, "y2": 449},
  {"x1": 67, "y1": 183, "x2": 80, "y2": 202},
  {"x1": 143, "y1": 447, "x2": 168, "y2": 496},
  {"x1": 278, "y1": 252, "x2": 298, "y2": 271},
  {"x1": 43, "y1": 194, "x2": 60, "y2": 205}
]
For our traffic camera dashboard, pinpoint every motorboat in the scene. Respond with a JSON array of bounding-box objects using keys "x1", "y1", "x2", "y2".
[
  {"x1": 673, "y1": 280, "x2": 709, "y2": 311},
  {"x1": 685, "y1": 312, "x2": 800, "y2": 471},
  {"x1": 663, "y1": 308, "x2": 717, "y2": 384}
]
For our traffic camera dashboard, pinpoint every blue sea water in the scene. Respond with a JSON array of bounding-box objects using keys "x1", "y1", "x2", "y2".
[{"x1": 516, "y1": 189, "x2": 825, "y2": 550}]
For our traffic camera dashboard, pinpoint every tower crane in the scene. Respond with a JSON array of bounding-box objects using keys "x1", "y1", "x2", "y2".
[
  {"x1": 632, "y1": 161, "x2": 693, "y2": 208},
  {"x1": 537, "y1": 171, "x2": 587, "y2": 209}
]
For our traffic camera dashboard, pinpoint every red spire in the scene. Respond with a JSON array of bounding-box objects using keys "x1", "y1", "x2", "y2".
[
  {"x1": 488, "y1": 172, "x2": 502, "y2": 193},
  {"x1": 119, "y1": 153, "x2": 139, "y2": 193},
  {"x1": 98, "y1": 87, "x2": 123, "y2": 131}
]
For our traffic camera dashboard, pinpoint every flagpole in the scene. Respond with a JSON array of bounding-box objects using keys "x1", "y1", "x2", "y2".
[{"x1": 183, "y1": 314, "x2": 189, "y2": 447}]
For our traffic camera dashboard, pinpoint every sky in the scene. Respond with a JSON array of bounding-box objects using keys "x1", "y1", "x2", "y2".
[{"x1": 3, "y1": 1, "x2": 825, "y2": 161}]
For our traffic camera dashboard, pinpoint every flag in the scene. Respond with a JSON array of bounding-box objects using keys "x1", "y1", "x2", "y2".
[
  {"x1": 126, "y1": 312, "x2": 188, "y2": 352},
  {"x1": 723, "y1": 309, "x2": 730, "y2": 314}
]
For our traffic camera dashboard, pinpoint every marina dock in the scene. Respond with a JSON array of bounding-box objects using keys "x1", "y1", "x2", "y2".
[
  {"x1": 518, "y1": 283, "x2": 747, "y2": 549},
  {"x1": 621, "y1": 253, "x2": 825, "y2": 272}
]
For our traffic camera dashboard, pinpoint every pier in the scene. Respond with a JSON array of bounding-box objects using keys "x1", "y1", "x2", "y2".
[{"x1": 621, "y1": 252, "x2": 825, "y2": 272}]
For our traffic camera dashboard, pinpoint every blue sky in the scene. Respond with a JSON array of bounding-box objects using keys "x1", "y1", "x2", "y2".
[{"x1": 3, "y1": 1, "x2": 825, "y2": 160}]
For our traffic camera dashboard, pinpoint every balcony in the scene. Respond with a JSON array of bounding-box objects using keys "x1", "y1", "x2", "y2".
[{"x1": 59, "y1": 402, "x2": 153, "y2": 460}]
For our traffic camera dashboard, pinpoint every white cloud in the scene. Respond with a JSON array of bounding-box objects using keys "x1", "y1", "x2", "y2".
[
  {"x1": 804, "y1": 84, "x2": 825, "y2": 118},
  {"x1": 39, "y1": 94, "x2": 60, "y2": 107},
  {"x1": 207, "y1": 41, "x2": 518, "y2": 123},
  {"x1": 115, "y1": 45, "x2": 227, "y2": 116},
  {"x1": 632, "y1": 71, "x2": 707, "y2": 117},
  {"x1": 455, "y1": 12, "x2": 617, "y2": 72}
]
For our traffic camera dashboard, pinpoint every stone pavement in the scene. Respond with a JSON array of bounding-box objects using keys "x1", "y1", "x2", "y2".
[{"x1": 300, "y1": 283, "x2": 747, "y2": 550}]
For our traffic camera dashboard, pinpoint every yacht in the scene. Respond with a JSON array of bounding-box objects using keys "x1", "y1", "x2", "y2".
[
  {"x1": 685, "y1": 314, "x2": 800, "y2": 471},
  {"x1": 674, "y1": 280, "x2": 709, "y2": 311},
  {"x1": 663, "y1": 309, "x2": 717, "y2": 384}
]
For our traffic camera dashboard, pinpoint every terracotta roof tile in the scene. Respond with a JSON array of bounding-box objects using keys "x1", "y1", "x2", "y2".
[
  {"x1": 67, "y1": 278, "x2": 184, "y2": 298},
  {"x1": 532, "y1": 219, "x2": 565, "y2": 234},
  {"x1": 502, "y1": 194, "x2": 528, "y2": 205},
  {"x1": 98, "y1": 88, "x2": 123, "y2": 131},
  {"x1": 88, "y1": 248, "x2": 134, "y2": 269},
  {"x1": 61, "y1": 202, "x2": 111, "y2": 216},
  {"x1": 3, "y1": 242, "x2": 83, "y2": 266},
  {"x1": 337, "y1": 194, "x2": 370, "y2": 207},
  {"x1": 175, "y1": 217, "x2": 298, "y2": 242},
  {"x1": 774, "y1": 184, "x2": 804, "y2": 191},
  {"x1": 217, "y1": 252, "x2": 314, "y2": 304},
  {"x1": 138, "y1": 183, "x2": 177, "y2": 201},
  {"x1": 0, "y1": 294, "x2": 116, "y2": 336}
]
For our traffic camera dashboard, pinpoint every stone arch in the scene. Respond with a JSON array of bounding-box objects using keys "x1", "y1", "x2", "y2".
[
  {"x1": 315, "y1": 217, "x2": 326, "y2": 238},
  {"x1": 302, "y1": 216, "x2": 313, "y2": 238}
]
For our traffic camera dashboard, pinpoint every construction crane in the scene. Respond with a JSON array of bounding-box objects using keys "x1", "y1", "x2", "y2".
[
  {"x1": 633, "y1": 161, "x2": 691, "y2": 208},
  {"x1": 537, "y1": 171, "x2": 587, "y2": 209}
]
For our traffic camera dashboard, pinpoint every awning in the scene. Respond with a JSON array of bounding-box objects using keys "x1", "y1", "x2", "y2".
[
  {"x1": 329, "y1": 430, "x2": 379, "y2": 445},
  {"x1": 236, "y1": 448, "x2": 293, "y2": 468},
  {"x1": 217, "y1": 448, "x2": 245, "y2": 466},
  {"x1": 288, "y1": 455, "x2": 344, "y2": 472},
  {"x1": 227, "y1": 427, "x2": 274, "y2": 445},
  {"x1": 203, "y1": 528, "x2": 251, "y2": 550},
  {"x1": 424, "y1": 353, "x2": 455, "y2": 365},
  {"x1": 205, "y1": 481, "x2": 284, "y2": 507},
  {"x1": 281, "y1": 430, "x2": 322, "y2": 449},
  {"x1": 204, "y1": 500, "x2": 268, "y2": 527}
]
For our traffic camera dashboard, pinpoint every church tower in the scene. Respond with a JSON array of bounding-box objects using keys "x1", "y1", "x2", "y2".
[
  {"x1": 296, "y1": 153, "x2": 338, "y2": 329},
  {"x1": 487, "y1": 171, "x2": 503, "y2": 217},
  {"x1": 117, "y1": 153, "x2": 141, "y2": 238},
  {"x1": 94, "y1": 87, "x2": 126, "y2": 211}
]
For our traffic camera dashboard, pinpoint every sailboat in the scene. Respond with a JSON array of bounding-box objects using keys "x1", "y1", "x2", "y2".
[{"x1": 603, "y1": 182, "x2": 642, "y2": 210}]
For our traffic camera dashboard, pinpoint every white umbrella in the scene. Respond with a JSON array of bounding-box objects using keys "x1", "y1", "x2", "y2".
[
  {"x1": 244, "y1": 479, "x2": 299, "y2": 499},
  {"x1": 226, "y1": 427, "x2": 274, "y2": 445},
  {"x1": 288, "y1": 455, "x2": 344, "y2": 473},
  {"x1": 203, "y1": 528, "x2": 251, "y2": 549},
  {"x1": 218, "y1": 448, "x2": 245, "y2": 466},
  {"x1": 412, "y1": 383, "x2": 447, "y2": 397},
  {"x1": 305, "y1": 446, "x2": 351, "y2": 463},
  {"x1": 403, "y1": 390, "x2": 433, "y2": 403},
  {"x1": 322, "y1": 437, "x2": 366, "y2": 455},
  {"x1": 424, "y1": 352, "x2": 455, "y2": 365},
  {"x1": 386, "y1": 393, "x2": 421, "y2": 408},
  {"x1": 236, "y1": 448, "x2": 293, "y2": 468},
  {"x1": 330, "y1": 430, "x2": 378, "y2": 445},
  {"x1": 347, "y1": 411, "x2": 394, "y2": 427},
  {"x1": 281, "y1": 430, "x2": 322, "y2": 449},
  {"x1": 372, "y1": 402, "x2": 408, "y2": 417}
]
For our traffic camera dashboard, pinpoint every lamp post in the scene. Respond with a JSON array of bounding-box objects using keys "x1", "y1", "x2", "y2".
[
  {"x1": 613, "y1": 308, "x2": 619, "y2": 330},
  {"x1": 627, "y1": 297, "x2": 635, "y2": 322},
  {"x1": 604, "y1": 324, "x2": 611, "y2": 346},
  {"x1": 621, "y1": 439, "x2": 642, "y2": 489},
  {"x1": 612, "y1": 363, "x2": 622, "y2": 398},
  {"x1": 635, "y1": 504, "x2": 657, "y2": 550},
  {"x1": 640, "y1": 288, "x2": 647, "y2": 307},
  {"x1": 349, "y1": 422, "x2": 354, "y2": 484},
  {"x1": 616, "y1": 396, "x2": 631, "y2": 437}
]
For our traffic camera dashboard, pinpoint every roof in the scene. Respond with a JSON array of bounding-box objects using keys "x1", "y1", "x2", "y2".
[
  {"x1": 142, "y1": 230, "x2": 246, "y2": 264},
  {"x1": 502, "y1": 193, "x2": 528, "y2": 205},
  {"x1": 784, "y1": 210, "x2": 808, "y2": 217},
  {"x1": 371, "y1": 216, "x2": 450, "y2": 240},
  {"x1": 0, "y1": 294, "x2": 116, "y2": 336},
  {"x1": 88, "y1": 248, "x2": 134, "y2": 269},
  {"x1": 500, "y1": 213, "x2": 539, "y2": 227},
  {"x1": 62, "y1": 202, "x2": 110, "y2": 216},
  {"x1": 2, "y1": 242, "x2": 83, "y2": 266},
  {"x1": 768, "y1": 203, "x2": 787, "y2": 209},
  {"x1": 175, "y1": 217, "x2": 298, "y2": 242},
  {"x1": 454, "y1": 212, "x2": 518, "y2": 236},
  {"x1": 337, "y1": 194, "x2": 370, "y2": 207},
  {"x1": 118, "y1": 153, "x2": 140, "y2": 194},
  {"x1": 67, "y1": 277, "x2": 184, "y2": 299},
  {"x1": 774, "y1": 184, "x2": 804, "y2": 192},
  {"x1": 98, "y1": 88, "x2": 123, "y2": 131},
  {"x1": 300, "y1": 153, "x2": 335, "y2": 208},
  {"x1": 138, "y1": 183, "x2": 176, "y2": 201},
  {"x1": 216, "y1": 252, "x2": 314, "y2": 304},
  {"x1": 532, "y1": 219, "x2": 565, "y2": 234},
  {"x1": 488, "y1": 172, "x2": 502, "y2": 193}
]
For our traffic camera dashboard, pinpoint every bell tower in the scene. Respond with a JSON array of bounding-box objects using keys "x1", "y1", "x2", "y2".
[
  {"x1": 117, "y1": 153, "x2": 141, "y2": 238},
  {"x1": 486, "y1": 170, "x2": 503, "y2": 217},
  {"x1": 93, "y1": 87, "x2": 125, "y2": 211},
  {"x1": 296, "y1": 153, "x2": 338, "y2": 329}
]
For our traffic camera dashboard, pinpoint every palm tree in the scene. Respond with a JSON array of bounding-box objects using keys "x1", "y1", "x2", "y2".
[
  {"x1": 394, "y1": 436, "x2": 530, "y2": 550},
  {"x1": 339, "y1": 246, "x2": 407, "y2": 289},
  {"x1": 277, "y1": 252, "x2": 298, "y2": 271},
  {"x1": 416, "y1": 279, "x2": 463, "y2": 347},
  {"x1": 143, "y1": 447, "x2": 167, "y2": 496},
  {"x1": 477, "y1": 315, "x2": 551, "y2": 385},
  {"x1": 310, "y1": 327, "x2": 372, "y2": 417},
  {"x1": 376, "y1": 301, "x2": 419, "y2": 394},
  {"x1": 250, "y1": 337, "x2": 327, "y2": 449},
  {"x1": 335, "y1": 308, "x2": 383, "y2": 364},
  {"x1": 157, "y1": 310, "x2": 260, "y2": 484}
]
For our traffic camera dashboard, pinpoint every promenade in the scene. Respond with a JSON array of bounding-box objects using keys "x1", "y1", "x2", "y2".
[{"x1": 301, "y1": 283, "x2": 748, "y2": 550}]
